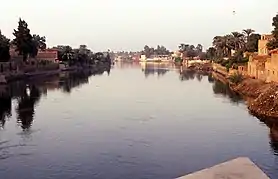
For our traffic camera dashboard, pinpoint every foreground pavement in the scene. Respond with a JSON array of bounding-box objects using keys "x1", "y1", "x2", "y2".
[{"x1": 177, "y1": 157, "x2": 269, "y2": 179}]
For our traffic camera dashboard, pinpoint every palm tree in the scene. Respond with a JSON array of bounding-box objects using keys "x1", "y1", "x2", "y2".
[
  {"x1": 231, "y1": 32, "x2": 245, "y2": 51},
  {"x1": 179, "y1": 43, "x2": 189, "y2": 52},
  {"x1": 243, "y1": 29, "x2": 255, "y2": 39},
  {"x1": 243, "y1": 29, "x2": 255, "y2": 49},
  {"x1": 213, "y1": 35, "x2": 233, "y2": 57},
  {"x1": 196, "y1": 44, "x2": 203, "y2": 52},
  {"x1": 206, "y1": 47, "x2": 217, "y2": 60}
]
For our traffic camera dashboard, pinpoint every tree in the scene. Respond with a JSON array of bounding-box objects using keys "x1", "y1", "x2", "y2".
[
  {"x1": 179, "y1": 43, "x2": 189, "y2": 52},
  {"x1": 196, "y1": 44, "x2": 203, "y2": 53},
  {"x1": 0, "y1": 30, "x2": 10, "y2": 62},
  {"x1": 267, "y1": 13, "x2": 278, "y2": 50},
  {"x1": 12, "y1": 18, "x2": 33, "y2": 62},
  {"x1": 243, "y1": 29, "x2": 255, "y2": 41},
  {"x1": 206, "y1": 47, "x2": 217, "y2": 60},
  {"x1": 187, "y1": 45, "x2": 197, "y2": 58},
  {"x1": 62, "y1": 46, "x2": 74, "y2": 63},
  {"x1": 231, "y1": 32, "x2": 245, "y2": 51},
  {"x1": 30, "y1": 34, "x2": 46, "y2": 57},
  {"x1": 154, "y1": 45, "x2": 169, "y2": 55},
  {"x1": 213, "y1": 35, "x2": 233, "y2": 57},
  {"x1": 54, "y1": 45, "x2": 74, "y2": 62},
  {"x1": 246, "y1": 34, "x2": 261, "y2": 52},
  {"x1": 75, "y1": 45, "x2": 92, "y2": 65},
  {"x1": 143, "y1": 45, "x2": 151, "y2": 58}
]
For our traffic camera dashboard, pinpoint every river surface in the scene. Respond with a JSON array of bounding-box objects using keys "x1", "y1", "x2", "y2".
[{"x1": 0, "y1": 62, "x2": 278, "y2": 179}]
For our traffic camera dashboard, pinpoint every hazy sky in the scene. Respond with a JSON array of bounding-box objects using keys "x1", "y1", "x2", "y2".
[{"x1": 1, "y1": 0, "x2": 278, "y2": 51}]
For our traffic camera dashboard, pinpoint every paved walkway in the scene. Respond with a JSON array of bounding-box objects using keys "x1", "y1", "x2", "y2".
[{"x1": 177, "y1": 157, "x2": 269, "y2": 179}]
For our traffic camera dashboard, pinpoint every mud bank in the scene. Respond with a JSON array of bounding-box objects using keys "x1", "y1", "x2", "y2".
[{"x1": 229, "y1": 77, "x2": 278, "y2": 119}]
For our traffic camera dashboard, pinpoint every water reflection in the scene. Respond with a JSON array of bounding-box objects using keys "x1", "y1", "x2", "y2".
[
  {"x1": 140, "y1": 62, "x2": 171, "y2": 78},
  {"x1": 0, "y1": 65, "x2": 111, "y2": 130},
  {"x1": 0, "y1": 93, "x2": 11, "y2": 128},
  {"x1": 179, "y1": 68, "x2": 242, "y2": 104},
  {"x1": 16, "y1": 85, "x2": 41, "y2": 130},
  {"x1": 179, "y1": 69, "x2": 197, "y2": 81},
  {"x1": 259, "y1": 119, "x2": 278, "y2": 155},
  {"x1": 212, "y1": 79, "x2": 243, "y2": 104},
  {"x1": 1, "y1": 62, "x2": 278, "y2": 178}
]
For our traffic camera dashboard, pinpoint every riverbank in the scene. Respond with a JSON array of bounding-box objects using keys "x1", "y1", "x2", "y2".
[
  {"x1": 0, "y1": 63, "x2": 111, "y2": 84},
  {"x1": 231, "y1": 79, "x2": 278, "y2": 119},
  {"x1": 212, "y1": 68, "x2": 278, "y2": 120}
]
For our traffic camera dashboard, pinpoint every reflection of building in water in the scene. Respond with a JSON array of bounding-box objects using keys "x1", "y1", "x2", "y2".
[{"x1": 140, "y1": 62, "x2": 170, "y2": 77}]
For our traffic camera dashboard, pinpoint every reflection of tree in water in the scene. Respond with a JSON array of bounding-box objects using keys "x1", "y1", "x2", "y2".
[
  {"x1": 60, "y1": 72, "x2": 90, "y2": 93},
  {"x1": 212, "y1": 80, "x2": 243, "y2": 104},
  {"x1": 196, "y1": 73, "x2": 203, "y2": 82},
  {"x1": 144, "y1": 68, "x2": 168, "y2": 77},
  {"x1": 106, "y1": 67, "x2": 110, "y2": 76},
  {"x1": 59, "y1": 65, "x2": 111, "y2": 93},
  {"x1": 0, "y1": 95, "x2": 12, "y2": 128},
  {"x1": 207, "y1": 73, "x2": 215, "y2": 83},
  {"x1": 142, "y1": 64, "x2": 169, "y2": 78},
  {"x1": 179, "y1": 70, "x2": 196, "y2": 81},
  {"x1": 16, "y1": 85, "x2": 42, "y2": 130}
]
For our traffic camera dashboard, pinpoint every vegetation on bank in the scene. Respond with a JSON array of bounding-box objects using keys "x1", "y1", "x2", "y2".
[
  {"x1": 267, "y1": 14, "x2": 278, "y2": 50},
  {"x1": 0, "y1": 19, "x2": 111, "y2": 66},
  {"x1": 0, "y1": 31, "x2": 10, "y2": 62},
  {"x1": 142, "y1": 45, "x2": 171, "y2": 58},
  {"x1": 209, "y1": 13, "x2": 278, "y2": 71},
  {"x1": 208, "y1": 29, "x2": 260, "y2": 70},
  {"x1": 229, "y1": 73, "x2": 244, "y2": 84}
]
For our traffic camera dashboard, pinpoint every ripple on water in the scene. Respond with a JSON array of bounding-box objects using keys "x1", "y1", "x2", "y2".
[{"x1": 0, "y1": 140, "x2": 35, "y2": 161}]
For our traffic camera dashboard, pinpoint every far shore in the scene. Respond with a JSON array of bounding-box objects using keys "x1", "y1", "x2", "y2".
[{"x1": 0, "y1": 63, "x2": 111, "y2": 84}]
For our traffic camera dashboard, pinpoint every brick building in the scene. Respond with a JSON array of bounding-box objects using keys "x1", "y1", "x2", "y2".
[{"x1": 10, "y1": 47, "x2": 58, "y2": 62}]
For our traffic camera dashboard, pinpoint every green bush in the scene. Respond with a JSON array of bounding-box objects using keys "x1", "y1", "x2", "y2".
[
  {"x1": 240, "y1": 57, "x2": 249, "y2": 63},
  {"x1": 232, "y1": 64, "x2": 238, "y2": 69},
  {"x1": 229, "y1": 73, "x2": 243, "y2": 84},
  {"x1": 175, "y1": 57, "x2": 182, "y2": 63}
]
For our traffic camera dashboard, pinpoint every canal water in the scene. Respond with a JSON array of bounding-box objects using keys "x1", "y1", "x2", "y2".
[{"x1": 0, "y1": 62, "x2": 277, "y2": 179}]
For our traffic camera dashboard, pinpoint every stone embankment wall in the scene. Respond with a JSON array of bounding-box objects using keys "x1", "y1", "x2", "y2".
[
  {"x1": 212, "y1": 63, "x2": 228, "y2": 76},
  {"x1": 212, "y1": 63, "x2": 247, "y2": 77}
]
